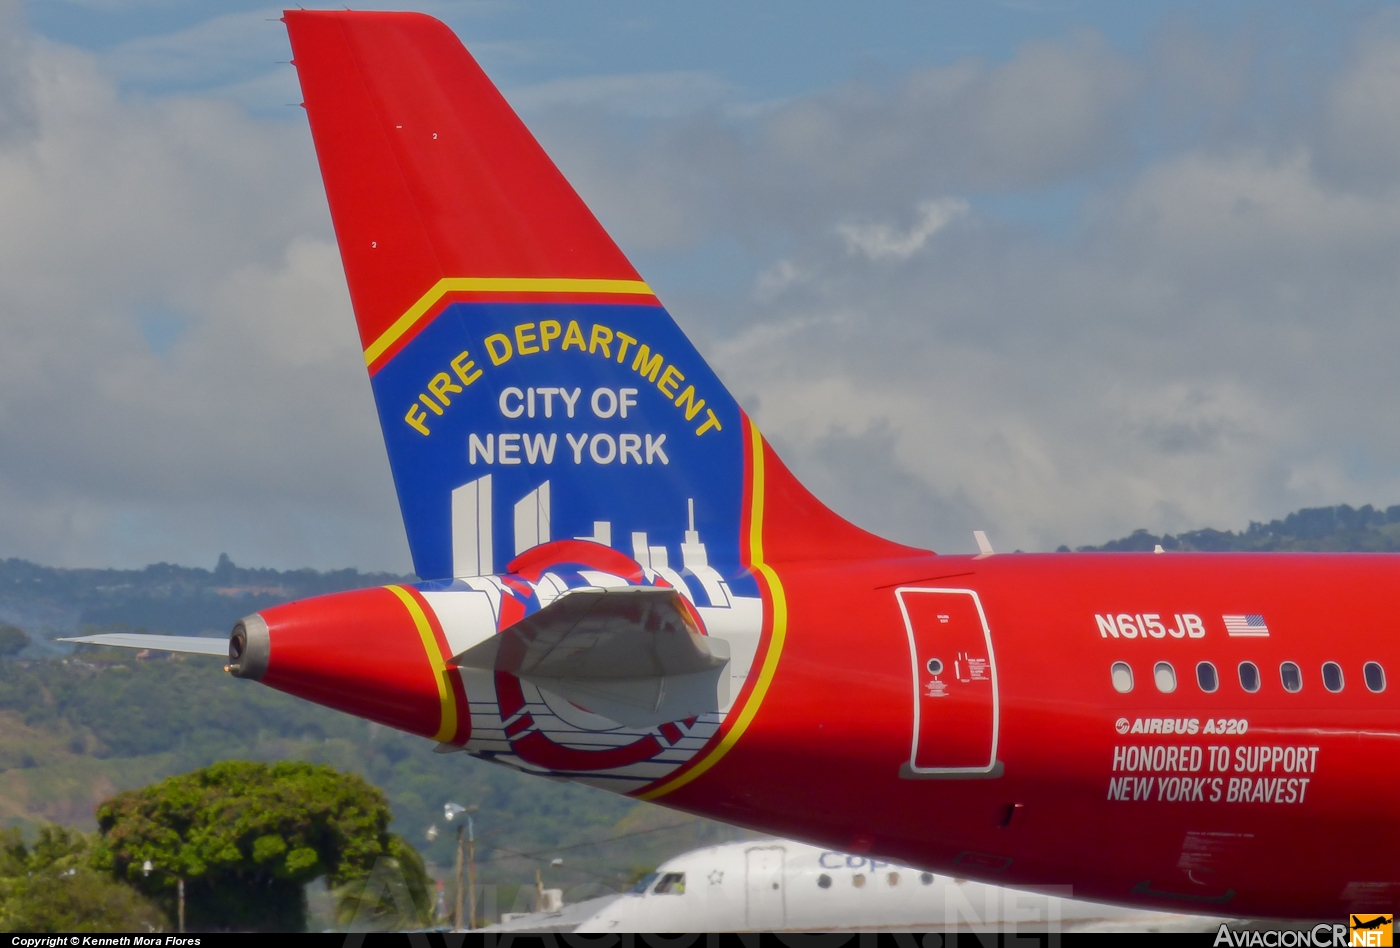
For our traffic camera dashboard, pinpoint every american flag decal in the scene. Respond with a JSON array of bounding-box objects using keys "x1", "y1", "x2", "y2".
[{"x1": 1223, "y1": 614, "x2": 1270, "y2": 637}]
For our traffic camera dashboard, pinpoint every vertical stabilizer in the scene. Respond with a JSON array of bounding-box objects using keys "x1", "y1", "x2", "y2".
[{"x1": 285, "y1": 10, "x2": 923, "y2": 582}]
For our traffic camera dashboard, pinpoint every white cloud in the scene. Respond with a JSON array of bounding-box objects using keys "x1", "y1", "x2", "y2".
[
  {"x1": 97, "y1": 7, "x2": 288, "y2": 90},
  {"x1": 713, "y1": 140, "x2": 1400, "y2": 552},
  {"x1": 753, "y1": 33, "x2": 1137, "y2": 206},
  {"x1": 0, "y1": 0, "x2": 33, "y2": 141},
  {"x1": 507, "y1": 71, "x2": 736, "y2": 120},
  {"x1": 1114, "y1": 150, "x2": 1400, "y2": 272},
  {"x1": 1319, "y1": 32, "x2": 1400, "y2": 186},
  {"x1": 0, "y1": 30, "x2": 409, "y2": 570},
  {"x1": 836, "y1": 198, "x2": 968, "y2": 262},
  {"x1": 634, "y1": 22, "x2": 1400, "y2": 553},
  {"x1": 754, "y1": 259, "x2": 809, "y2": 301}
]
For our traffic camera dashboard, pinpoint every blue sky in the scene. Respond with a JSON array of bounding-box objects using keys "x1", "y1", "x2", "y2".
[
  {"x1": 4, "y1": 0, "x2": 1400, "y2": 571},
  {"x1": 24, "y1": 2, "x2": 1370, "y2": 97}
]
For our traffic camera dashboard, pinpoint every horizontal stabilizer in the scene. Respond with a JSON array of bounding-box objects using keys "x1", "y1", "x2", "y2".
[
  {"x1": 58, "y1": 633, "x2": 228, "y2": 657},
  {"x1": 453, "y1": 587, "x2": 730, "y2": 727}
]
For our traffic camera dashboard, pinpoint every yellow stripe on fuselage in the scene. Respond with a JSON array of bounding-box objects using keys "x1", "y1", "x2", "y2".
[
  {"x1": 387, "y1": 584, "x2": 457, "y2": 744},
  {"x1": 637, "y1": 422, "x2": 788, "y2": 801},
  {"x1": 364, "y1": 277, "x2": 656, "y2": 368}
]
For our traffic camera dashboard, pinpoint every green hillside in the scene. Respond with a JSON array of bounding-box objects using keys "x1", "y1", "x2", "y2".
[
  {"x1": 0, "y1": 650, "x2": 743, "y2": 923},
  {"x1": 1071, "y1": 504, "x2": 1400, "y2": 553},
  {"x1": 0, "y1": 553, "x2": 410, "y2": 639}
]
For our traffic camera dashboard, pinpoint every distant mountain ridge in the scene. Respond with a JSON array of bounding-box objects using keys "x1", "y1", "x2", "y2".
[
  {"x1": 4, "y1": 503, "x2": 1397, "y2": 642},
  {"x1": 1073, "y1": 504, "x2": 1400, "y2": 553},
  {"x1": 0, "y1": 554, "x2": 414, "y2": 638}
]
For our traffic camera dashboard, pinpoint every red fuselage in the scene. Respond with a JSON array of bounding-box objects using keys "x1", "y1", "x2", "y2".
[
  {"x1": 244, "y1": 546, "x2": 1399, "y2": 920},
  {"x1": 662, "y1": 550, "x2": 1397, "y2": 919}
]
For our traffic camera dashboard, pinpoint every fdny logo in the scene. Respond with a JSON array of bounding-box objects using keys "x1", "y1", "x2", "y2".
[{"x1": 446, "y1": 513, "x2": 765, "y2": 794}]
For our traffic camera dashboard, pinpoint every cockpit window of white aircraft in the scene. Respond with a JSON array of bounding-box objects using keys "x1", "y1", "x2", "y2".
[
  {"x1": 631, "y1": 872, "x2": 660, "y2": 893},
  {"x1": 1364, "y1": 661, "x2": 1386, "y2": 693},
  {"x1": 654, "y1": 872, "x2": 686, "y2": 895}
]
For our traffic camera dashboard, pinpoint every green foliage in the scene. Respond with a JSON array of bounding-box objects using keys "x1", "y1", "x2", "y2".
[
  {"x1": 0, "y1": 648, "x2": 321, "y2": 759},
  {"x1": 0, "y1": 652, "x2": 685, "y2": 892},
  {"x1": 94, "y1": 760, "x2": 401, "y2": 932},
  {"x1": 332, "y1": 834, "x2": 435, "y2": 931},
  {"x1": 1074, "y1": 503, "x2": 1400, "y2": 553},
  {"x1": 0, "y1": 824, "x2": 164, "y2": 933},
  {"x1": 0, "y1": 625, "x2": 26, "y2": 657}
]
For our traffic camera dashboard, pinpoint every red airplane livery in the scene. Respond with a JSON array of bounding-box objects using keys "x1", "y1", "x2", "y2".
[{"x1": 69, "y1": 11, "x2": 1399, "y2": 922}]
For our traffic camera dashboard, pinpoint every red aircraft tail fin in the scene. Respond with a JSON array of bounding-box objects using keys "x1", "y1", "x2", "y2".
[
  {"x1": 285, "y1": 10, "x2": 921, "y2": 578},
  {"x1": 285, "y1": 11, "x2": 643, "y2": 369}
]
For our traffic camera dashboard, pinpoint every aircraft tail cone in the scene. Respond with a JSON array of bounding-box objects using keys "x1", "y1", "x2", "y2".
[
  {"x1": 227, "y1": 586, "x2": 470, "y2": 746},
  {"x1": 227, "y1": 614, "x2": 269, "y2": 680}
]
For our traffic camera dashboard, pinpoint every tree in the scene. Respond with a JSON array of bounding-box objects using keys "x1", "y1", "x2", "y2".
[
  {"x1": 94, "y1": 760, "x2": 423, "y2": 932},
  {"x1": 332, "y1": 833, "x2": 434, "y2": 931},
  {"x1": 0, "y1": 824, "x2": 164, "y2": 933},
  {"x1": 0, "y1": 624, "x2": 28, "y2": 657}
]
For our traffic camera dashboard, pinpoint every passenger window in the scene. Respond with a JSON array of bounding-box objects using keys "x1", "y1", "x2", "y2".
[
  {"x1": 1280, "y1": 662, "x2": 1302, "y2": 693},
  {"x1": 1321, "y1": 662, "x2": 1344, "y2": 693},
  {"x1": 1111, "y1": 662, "x2": 1133, "y2": 693},
  {"x1": 654, "y1": 872, "x2": 686, "y2": 895},
  {"x1": 920, "y1": 872, "x2": 934, "y2": 885},
  {"x1": 1364, "y1": 662, "x2": 1386, "y2": 693},
  {"x1": 1196, "y1": 662, "x2": 1218, "y2": 693},
  {"x1": 1238, "y1": 662, "x2": 1260, "y2": 693},
  {"x1": 1153, "y1": 662, "x2": 1176, "y2": 693},
  {"x1": 817, "y1": 874, "x2": 832, "y2": 889}
]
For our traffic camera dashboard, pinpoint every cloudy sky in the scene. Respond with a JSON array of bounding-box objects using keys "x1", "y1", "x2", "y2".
[{"x1": 3, "y1": 0, "x2": 1400, "y2": 572}]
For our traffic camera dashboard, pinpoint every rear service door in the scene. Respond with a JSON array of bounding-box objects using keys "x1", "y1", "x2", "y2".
[{"x1": 897, "y1": 588, "x2": 999, "y2": 775}]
